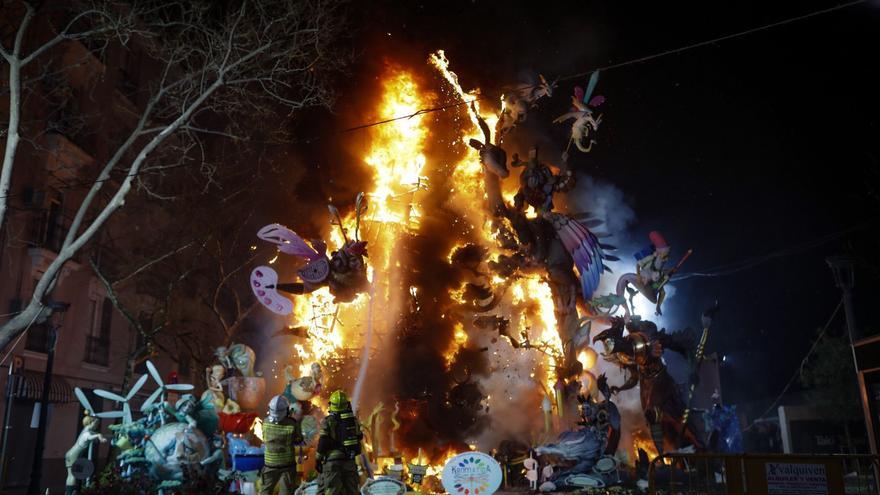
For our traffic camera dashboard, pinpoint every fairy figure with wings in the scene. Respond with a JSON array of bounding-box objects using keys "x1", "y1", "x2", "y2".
[
  {"x1": 555, "y1": 70, "x2": 605, "y2": 160},
  {"x1": 250, "y1": 194, "x2": 369, "y2": 315},
  {"x1": 614, "y1": 231, "x2": 692, "y2": 317}
]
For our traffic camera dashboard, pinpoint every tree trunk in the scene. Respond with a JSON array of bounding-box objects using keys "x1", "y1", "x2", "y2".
[{"x1": 0, "y1": 59, "x2": 21, "y2": 232}]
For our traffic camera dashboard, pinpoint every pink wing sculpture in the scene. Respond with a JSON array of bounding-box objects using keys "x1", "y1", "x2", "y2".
[
  {"x1": 252, "y1": 208, "x2": 369, "y2": 312},
  {"x1": 250, "y1": 266, "x2": 294, "y2": 316},
  {"x1": 257, "y1": 223, "x2": 325, "y2": 260},
  {"x1": 252, "y1": 224, "x2": 327, "y2": 315},
  {"x1": 548, "y1": 212, "x2": 609, "y2": 301}
]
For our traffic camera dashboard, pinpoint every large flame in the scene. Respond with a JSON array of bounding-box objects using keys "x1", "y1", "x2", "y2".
[
  {"x1": 284, "y1": 52, "x2": 602, "y2": 469},
  {"x1": 363, "y1": 71, "x2": 428, "y2": 228},
  {"x1": 289, "y1": 67, "x2": 429, "y2": 378}
]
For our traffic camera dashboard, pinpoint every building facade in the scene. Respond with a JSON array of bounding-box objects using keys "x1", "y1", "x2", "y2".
[{"x1": 0, "y1": 9, "x2": 187, "y2": 493}]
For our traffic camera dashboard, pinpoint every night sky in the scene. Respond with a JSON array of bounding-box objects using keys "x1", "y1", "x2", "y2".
[{"x1": 285, "y1": 0, "x2": 880, "y2": 412}]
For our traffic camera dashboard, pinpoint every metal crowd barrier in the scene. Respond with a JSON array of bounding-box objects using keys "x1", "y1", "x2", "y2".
[{"x1": 648, "y1": 453, "x2": 880, "y2": 495}]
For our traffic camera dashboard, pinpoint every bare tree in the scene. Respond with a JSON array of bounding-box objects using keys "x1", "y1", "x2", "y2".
[
  {"x1": 1, "y1": 1, "x2": 141, "y2": 230},
  {"x1": 92, "y1": 218, "x2": 267, "y2": 386},
  {"x1": 90, "y1": 246, "x2": 197, "y2": 391},
  {"x1": 0, "y1": 0, "x2": 349, "y2": 350}
]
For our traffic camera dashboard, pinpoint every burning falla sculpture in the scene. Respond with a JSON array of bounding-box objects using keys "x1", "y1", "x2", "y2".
[
  {"x1": 468, "y1": 109, "x2": 618, "y2": 377},
  {"x1": 251, "y1": 193, "x2": 369, "y2": 315},
  {"x1": 593, "y1": 316, "x2": 704, "y2": 454}
]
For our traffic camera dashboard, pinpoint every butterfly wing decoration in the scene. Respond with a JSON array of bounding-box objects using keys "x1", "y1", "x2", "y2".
[
  {"x1": 548, "y1": 213, "x2": 609, "y2": 301},
  {"x1": 250, "y1": 266, "x2": 294, "y2": 315},
  {"x1": 257, "y1": 224, "x2": 323, "y2": 260}
]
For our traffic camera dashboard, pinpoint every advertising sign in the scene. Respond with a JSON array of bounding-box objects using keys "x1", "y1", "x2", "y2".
[
  {"x1": 765, "y1": 462, "x2": 828, "y2": 495},
  {"x1": 441, "y1": 452, "x2": 503, "y2": 495}
]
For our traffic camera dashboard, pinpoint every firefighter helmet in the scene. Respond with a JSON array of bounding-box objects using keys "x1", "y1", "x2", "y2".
[
  {"x1": 268, "y1": 394, "x2": 290, "y2": 419},
  {"x1": 329, "y1": 390, "x2": 350, "y2": 413}
]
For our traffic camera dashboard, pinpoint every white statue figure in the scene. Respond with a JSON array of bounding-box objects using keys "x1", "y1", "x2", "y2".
[
  {"x1": 64, "y1": 414, "x2": 107, "y2": 490},
  {"x1": 524, "y1": 451, "x2": 539, "y2": 491},
  {"x1": 201, "y1": 364, "x2": 226, "y2": 409}
]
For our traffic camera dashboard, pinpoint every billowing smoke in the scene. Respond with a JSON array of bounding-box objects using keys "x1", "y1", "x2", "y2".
[{"x1": 564, "y1": 174, "x2": 636, "y2": 236}]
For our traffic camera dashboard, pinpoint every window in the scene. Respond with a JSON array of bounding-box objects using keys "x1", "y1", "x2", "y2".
[
  {"x1": 27, "y1": 189, "x2": 64, "y2": 252},
  {"x1": 44, "y1": 196, "x2": 62, "y2": 251},
  {"x1": 84, "y1": 298, "x2": 112, "y2": 366},
  {"x1": 40, "y1": 71, "x2": 81, "y2": 140},
  {"x1": 23, "y1": 281, "x2": 50, "y2": 353}
]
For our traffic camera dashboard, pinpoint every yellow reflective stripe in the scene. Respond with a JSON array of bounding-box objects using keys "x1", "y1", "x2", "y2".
[
  {"x1": 263, "y1": 422, "x2": 297, "y2": 466},
  {"x1": 265, "y1": 451, "x2": 296, "y2": 465},
  {"x1": 340, "y1": 413, "x2": 354, "y2": 419}
]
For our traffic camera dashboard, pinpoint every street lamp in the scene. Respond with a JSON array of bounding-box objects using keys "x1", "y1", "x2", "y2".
[
  {"x1": 26, "y1": 300, "x2": 69, "y2": 495},
  {"x1": 827, "y1": 255, "x2": 860, "y2": 341},
  {"x1": 827, "y1": 256, "x2": 877, "y2": 457},
  {"x1": 827, "y1": 255, "x2": 855, "y2": 293}
]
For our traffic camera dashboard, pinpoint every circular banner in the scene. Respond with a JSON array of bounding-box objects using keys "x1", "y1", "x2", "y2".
[
  {"x1": 360, "y1": 477, "x2": 406, "y2": 495},
  {"x1": 441, "y1": 452, "x2": 503, "y2": 495}
]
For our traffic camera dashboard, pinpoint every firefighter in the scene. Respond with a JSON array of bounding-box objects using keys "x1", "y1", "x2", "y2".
[
  {"x1": 260, "y1": 395, "x2": 304, "y2": 495},
  {"x1": 315, "y1": 390, "x2": 363, "y2": 495}
]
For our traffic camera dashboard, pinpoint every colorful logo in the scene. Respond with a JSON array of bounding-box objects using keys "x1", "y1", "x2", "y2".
[{"x1": 441, "y1": 452, "x2": 502, "y2": 495}]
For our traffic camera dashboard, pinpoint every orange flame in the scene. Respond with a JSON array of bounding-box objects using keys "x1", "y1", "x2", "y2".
[
  {"x1": 632, "y1": 428, "x2": 660, "y2": 462},
  {"x1": 289, "y1": 67, "x2": 429, "y2": 379}
]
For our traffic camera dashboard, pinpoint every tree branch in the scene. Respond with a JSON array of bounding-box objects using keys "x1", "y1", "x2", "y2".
[
  {"x1": 90, "y1": 258, "x2": 146, "y2": 336},
  {"x1": 112, "y1": 240, "x2": 196, "y2": 288}
]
